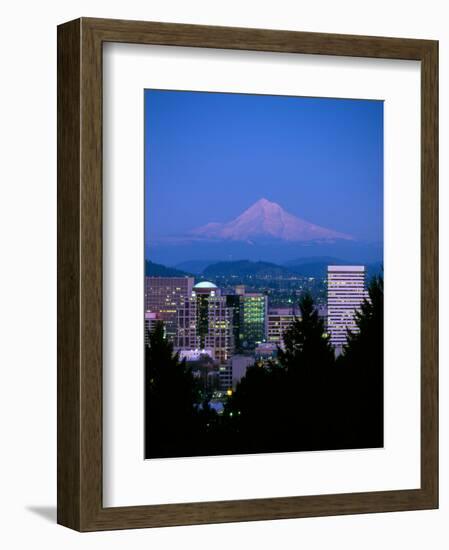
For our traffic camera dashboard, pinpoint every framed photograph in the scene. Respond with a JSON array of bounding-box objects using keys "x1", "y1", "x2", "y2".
[{"x1": 57, "y1": 17, "x2": 438, "y2": 531}]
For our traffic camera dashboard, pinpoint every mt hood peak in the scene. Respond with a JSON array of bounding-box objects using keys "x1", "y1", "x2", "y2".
[{"x1": 190, "y1": 198, "x2": 354, "y2": 243}]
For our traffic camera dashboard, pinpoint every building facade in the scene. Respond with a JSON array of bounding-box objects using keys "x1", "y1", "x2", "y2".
[
  {"x1": 176, "y1": 281, "x2": 234, "y2": 365},
  {"x1": 144, "y1": 276, "x2": 194, "y2": 341},
  {"x1": 176, "y1": 281, "x2": 235, "y2": 391},
  {"x1": 327, "y1": 265, "x2": 368, "y2": 352},
  {"x1": 144, "y1": 311, "x2": 163, "y2": 346},
  {"x1": 267, "y1": 307, "x2": 299, "y2": 346},
  {"x1": 237, "y1": 288, "x2": 268, "y2": 350}
]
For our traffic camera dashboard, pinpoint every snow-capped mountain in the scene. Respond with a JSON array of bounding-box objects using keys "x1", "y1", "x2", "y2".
[{"x1": 189, "y1": 198, "x2": 354, "y2": 243}]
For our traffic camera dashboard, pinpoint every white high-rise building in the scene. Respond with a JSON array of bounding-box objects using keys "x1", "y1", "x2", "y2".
[{"x1": 327, "y1": 265, "x2": 369, "y2": 352}]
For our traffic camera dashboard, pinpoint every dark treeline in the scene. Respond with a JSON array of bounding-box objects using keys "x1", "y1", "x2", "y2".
[{"x1": 145, "y1": 276, "x2": 384, "y2": 459}]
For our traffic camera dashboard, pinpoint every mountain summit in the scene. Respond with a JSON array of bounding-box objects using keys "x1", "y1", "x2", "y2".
[{"x1": 190, "y1": 198, "x2": 354, "y2": 243}]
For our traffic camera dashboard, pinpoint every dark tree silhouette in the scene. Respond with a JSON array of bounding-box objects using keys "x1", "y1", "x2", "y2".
[
  {"x1": 225, "y1": 292, "x2": 341, "y2": 453},
  {"x1": 145, "y1": 321, "x2": 201, "y2": 458},
  {"x1": 337, "y1": 275, "x2": 384, "y2": 448},
  {"x1": 276, "y1": 292, "x2": 339, "y2": 450},
  {"x1": 278, "y1": 292, "x2": 334, "y2": 373},
  {"x1": 224, "y1": 360, "x2": 287, "y2": 454}
]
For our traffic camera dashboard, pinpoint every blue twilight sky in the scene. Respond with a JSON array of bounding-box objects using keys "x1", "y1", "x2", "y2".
[{"x1": 145, "y1": 89, "x2": 383, "y2": 244}]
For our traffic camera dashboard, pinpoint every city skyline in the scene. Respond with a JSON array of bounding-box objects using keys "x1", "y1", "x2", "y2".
[{"x1": 144, "y1": 266, "x2": 367, "y2": 361}]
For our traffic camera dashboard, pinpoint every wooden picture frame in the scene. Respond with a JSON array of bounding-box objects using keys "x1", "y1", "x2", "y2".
[{"x1": 57, "y1": 17, "x2": 438, "y2": 531}]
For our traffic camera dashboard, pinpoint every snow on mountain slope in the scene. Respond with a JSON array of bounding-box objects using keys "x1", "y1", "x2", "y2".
[{"x1": 190, "y1": 198, "x2": 354, "y2": 242}]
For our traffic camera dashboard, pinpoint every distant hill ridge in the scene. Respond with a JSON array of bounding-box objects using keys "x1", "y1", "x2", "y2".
[
  {"x1": 146, "y1": 258, "x2": 383, "y2": 280},
  {"x1": 145, "y1": 260, "x2": 192, "y2": 278}
]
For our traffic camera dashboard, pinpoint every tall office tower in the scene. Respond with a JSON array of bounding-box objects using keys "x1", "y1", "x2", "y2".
[
  {"x1": 327, "y1": 265, "x2": 369, "y2": 352},
  {"x1": 225, "y1": 294, "x2": 242, "y2": 352},
  {"x1": 176, "y1": 297, "x2": 198, "y2": 350},
  {"x1": 177, "y1": 281, "x2": 234, "y2": 365},
  {"x1": 238, "y1": 287, "x2": 268, "y2": 350},
  {"x1": 144, "y1": 276, "x2": 194, "y2": 341}
]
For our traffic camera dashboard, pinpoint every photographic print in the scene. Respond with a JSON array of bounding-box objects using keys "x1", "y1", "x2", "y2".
[{"x1": 144, "y1": 89, "x2": 384, "y2": 460}]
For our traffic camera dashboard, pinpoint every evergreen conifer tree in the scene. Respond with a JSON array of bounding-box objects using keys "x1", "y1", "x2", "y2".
[
  {"x1": 278, "y1": 292, "x2": 334, "y2": 374},
  {"x1": 338, "y1": 275, "x2": 384, "y2": 447},
  {"x1": 276, "y1": 292, "x2": 337, "y2": 449},
  {"x1": 145, "y1": 321, "x2": 200, "y2": 458}
]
